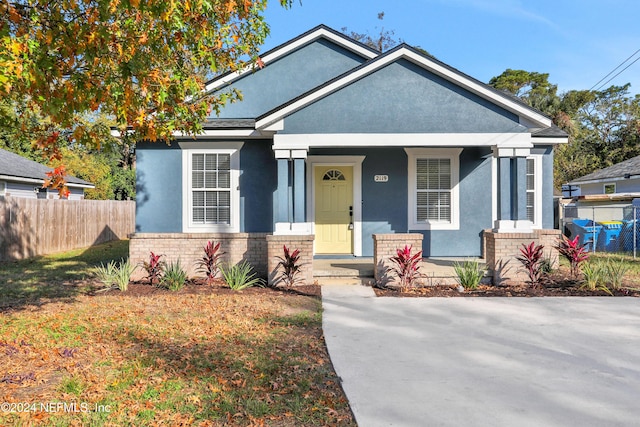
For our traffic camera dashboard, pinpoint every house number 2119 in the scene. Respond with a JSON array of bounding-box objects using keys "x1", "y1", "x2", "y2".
[{"x1": 374, "y1": 175, "x2": 388, "y2": 182}]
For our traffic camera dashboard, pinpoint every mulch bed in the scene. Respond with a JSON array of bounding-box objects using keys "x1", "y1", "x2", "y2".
[
  {"x1": 92, "y1": 278, "x2": 323, "y2": 298},
  {"x1": 374, "y1": 284, "x2": 640, "y2": 298},
  {"x1": 374, "y1": 272, "x2": 640, "y2": 298}
]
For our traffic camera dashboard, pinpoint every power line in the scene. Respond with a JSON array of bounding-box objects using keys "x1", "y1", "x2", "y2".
[
  {"x1": 593, "y1": 55, "x2": 640, "y2": 91},
  {"x1": 589, "y1": 48, "x2": 640, "y2": 91}
]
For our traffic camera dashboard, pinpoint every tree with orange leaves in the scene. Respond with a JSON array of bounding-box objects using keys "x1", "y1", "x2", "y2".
[{"x1": 0, "y1": 0, "x2": 292, "y2": 195}]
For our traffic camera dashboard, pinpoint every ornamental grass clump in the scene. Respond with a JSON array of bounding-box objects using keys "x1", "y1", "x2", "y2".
[
  {"x1": 94, "y1": 258, "x2": 135, "y2": 292},
  {"x1": 453, "y1": 259, "x2": 484, "y2": 290},
  {"x1": 580, "y1": 260, "x2": 609, "y2": 294},
  {"x1": 221, "y1": 261, "x2": 265, "y2": 291},
  {"x1": 159, "y1": 260, "x2": 188, "y2": 291},
  {"x1": 516, "y1": 242, "x2": 546, "y2": 286},
  {"x1": 388, "y1": 245, "x2": 423, "y2": 291}
]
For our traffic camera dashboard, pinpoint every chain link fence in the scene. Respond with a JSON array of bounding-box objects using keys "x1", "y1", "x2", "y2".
[{"x1": 561, "y1": 202, "x2": 640, "y2": 257}]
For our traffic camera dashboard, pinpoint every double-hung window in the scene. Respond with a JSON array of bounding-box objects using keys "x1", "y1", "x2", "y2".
[
  {"x1": 406, "y1": 148, "x2": 461, "y2": 230},
  {"x1": 182, "y1": 143, "x2": 241, "y2": 232}
]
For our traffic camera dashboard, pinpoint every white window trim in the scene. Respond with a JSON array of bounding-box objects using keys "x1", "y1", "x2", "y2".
[
  {"x1": 181, "y1": 143, "x2": 243, "y2": 233},
  {"x1": 405, "y1": 148, "x2": 462, "y2": 230},
  {"x1": 603, "y1": 183, "x2": 616, "y2": 194},
  {"x1": 528, "y1": 154, "x2": 543, "y2": 229}
]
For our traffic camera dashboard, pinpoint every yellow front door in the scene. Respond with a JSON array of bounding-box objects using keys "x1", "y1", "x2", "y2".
[{"x1": 315, "y1": 166, "x2": 353, "y2": 254}]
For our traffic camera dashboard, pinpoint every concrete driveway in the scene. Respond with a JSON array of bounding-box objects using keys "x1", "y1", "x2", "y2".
[{"x1": 322, "y1": 285, "x2": 640, "y2": 427}]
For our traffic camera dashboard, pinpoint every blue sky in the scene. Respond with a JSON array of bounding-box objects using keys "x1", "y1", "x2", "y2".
[{"x1": 262, "y1": 0, "x2": 640, "y2": 95}]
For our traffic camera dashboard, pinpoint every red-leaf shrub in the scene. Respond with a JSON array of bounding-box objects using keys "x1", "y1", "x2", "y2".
[
  {"x1": 275, "y1": 245, "x2": 303, "y2": 287},
  {"x1": 555, "y1": 235, "x2": 589, "y2": 279},
  {"x1": 516, "y1": 242, "x2": 545, "y2": 286},
  {"x1": 141, "y1": 251, "x2": 165, "y2": 285},
  {"x1": 388, "y1": 245, "x2": 423, "y2": 290},
  {"x1": 197, "y1": 241, "x2": 224, "y2": 284}
]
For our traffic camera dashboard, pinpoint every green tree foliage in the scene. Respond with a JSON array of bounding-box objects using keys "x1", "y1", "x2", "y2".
[
  {"x1": 489, "y1": 69, "x2": 640, "y2": 189},
  {"x1": 489, "y1": 69, "x2": 560, "y2": 116},
  {"x1": 0, "y1": 0, "x2": 291, "y2": 194}
]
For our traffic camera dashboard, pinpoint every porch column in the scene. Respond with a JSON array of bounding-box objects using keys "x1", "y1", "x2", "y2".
[
  {"x1": 273, "y1": 149, "x2": 311, "y2": 235},
  {"x1": 274, "y1": 155, "x2": 290, "y2": 224},
  {"x1": 494, "y1": 147, "x2": 531, "y2": 232}
]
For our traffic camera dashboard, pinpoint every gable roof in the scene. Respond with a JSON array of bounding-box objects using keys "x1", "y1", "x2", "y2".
[
  {"x1": 569, "y1": 155, "x2": 640, "y2": 184},
  {"x1": 0, "y1": 148, "x2": 94, "y2": 188},
  {"x1": 256, "y1": 42, "x2": 558, "y2": 132},
  {"x1": 204, "y1": 25, "x2": 379, "y2": 94}
]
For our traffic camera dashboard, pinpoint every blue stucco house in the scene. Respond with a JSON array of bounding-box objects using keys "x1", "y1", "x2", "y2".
[{"x1": 130, "y1": 26, "x2": 567, "y2": 284}]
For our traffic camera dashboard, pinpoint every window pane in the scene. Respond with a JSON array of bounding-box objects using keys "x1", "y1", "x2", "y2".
[
  {"x1": 193, "y1": 154, "x2": 204, "y2": 171},
  {"x1": 193, "y1": 192, "x2": 204, "y2": 207},
  {"x1": 218, "y1": 207, "x2": 231, "y2": 224},
  {"x1": 205, "y1": 171, "x2": 216, "y2": 188},
  {"x1": 218, "y1": 154, "x2": 231, "y2": 170},
  {"x1": 218, "y1": 191, "x2": 230, "y2": 207},
  {"x1": 526, "y1": 158, "x2": 534, "y2": 175},
  {"x1": 205, "y1": 154, "x2": 216, "y2": 171},
  {"x1": 192, "y1": 171, "x2": 204, "y2": 189},
  {"x1": 193, "y1": 208, "x2": 205, "y2": 223},
  {"x1": 218, "y1": 171, "x2": 230, "y2": 189}
]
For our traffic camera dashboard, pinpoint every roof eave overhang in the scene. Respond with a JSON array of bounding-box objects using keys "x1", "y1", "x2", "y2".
[{"x1": 0, "y1": 175, "x2": 94, "y2": 189}]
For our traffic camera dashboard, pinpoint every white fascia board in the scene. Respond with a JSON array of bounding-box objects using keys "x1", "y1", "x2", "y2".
[
  {"x1": 568, "y1": 176, "x2": 640, "y2": 186},
  {"x1": 0, "y1": 175, "x2": 94, "y2": 189},
  {"x1": 171, "y1": 129, "x2": 265, "y2": 138},
  {"x1": 532, "y1": 136, "x2": 569, "y2": 145},
  {"x1": 273, "y1": 132, "x2": 532, "y2": 150},
  {"x1": 257, "y1": 47, "x2": 552, "y2": 130},
  {"x1": 205, "y1": 28, "x2": 378, "y2": 93}
]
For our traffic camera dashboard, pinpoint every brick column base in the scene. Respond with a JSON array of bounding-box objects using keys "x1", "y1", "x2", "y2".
[
  {"x1": 266, "y1": 235, "x2": 314, "y2": 287},
  {"x1": 484, "y1": 229, "x2": 561, "y2": 285},
  {"x1": 373, "y1": 233, "x2": 424, "y2": 287}
]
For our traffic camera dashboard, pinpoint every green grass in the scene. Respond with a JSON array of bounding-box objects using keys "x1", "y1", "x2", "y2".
[
  {"x1": 0, "y1": 239, "x2": 128, "y2": 310},
  {"x1": 0, "y1": 241, "x2": 355, "y2": 426}
]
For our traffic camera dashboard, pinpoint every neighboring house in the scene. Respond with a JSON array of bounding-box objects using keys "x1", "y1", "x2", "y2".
[
  {"x1": 0, "y1": 148, "x2": 94, "y2": 200},
  {"x1": 568, "y1": 155, "x2": 640, "y2": 197},
  {"x1": 131, "y1": 25, "x2": 568, "y2": 284}
]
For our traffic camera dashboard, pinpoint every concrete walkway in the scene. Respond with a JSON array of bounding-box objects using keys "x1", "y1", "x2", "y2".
[{"x1": 322, "y1": 285, "x2": 640, "y2": 427}]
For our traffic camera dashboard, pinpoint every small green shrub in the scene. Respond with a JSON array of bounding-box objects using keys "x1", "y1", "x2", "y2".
[
  {"x1": 160, "y1": 260, "x2": 188, "y2": 291},
  {"x1": 94, "y1": 258, "x2": 135, "y2": 292},
  {"x1": 93, "y1": 260, "x2": 119, "y2": 288},
  {"x1": 581, "y1": 261, "x2": 609, "y2": 294},
  {"x1": 114, "y1": 259, "x2": 135, "y2": 292},
  {"x1": 453, "y1": 259, "x2": 484, "y2": 290},
  {"x1": 605, "y1": 257, "x2": 629, "y2": 290},
  {"x1": 220, "y1": 261, "x2": 264, "y2": 291}
]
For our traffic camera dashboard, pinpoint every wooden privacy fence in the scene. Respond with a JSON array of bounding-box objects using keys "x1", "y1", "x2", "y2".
[{"x1": 0, "y1": 197, "x2": 135, "y2": 261}]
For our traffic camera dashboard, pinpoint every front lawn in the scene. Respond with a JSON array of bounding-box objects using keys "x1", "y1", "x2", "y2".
[{"x1": 0, "y1": 241, "x2": 354, "y2": 426}]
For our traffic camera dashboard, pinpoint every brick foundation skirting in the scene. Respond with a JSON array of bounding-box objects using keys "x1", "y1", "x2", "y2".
[
  {"x1": 129, "y1": 233, "x2": 268, "y2": 281},
  {"x1": 373, "y1": 233, "x2": 424, "y2": 286},
  {"x1": 484, "y1": 229, "x2": 561, "y2": 285}
]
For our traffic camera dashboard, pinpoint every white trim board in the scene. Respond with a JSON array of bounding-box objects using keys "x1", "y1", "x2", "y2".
[
  {"x1": 273, "y1": 133, "x2": 533, "y2": 150},
  {"x1": 306, "y1": 156, "x2": 365, "y2": 256}
]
